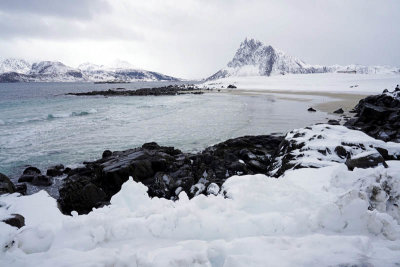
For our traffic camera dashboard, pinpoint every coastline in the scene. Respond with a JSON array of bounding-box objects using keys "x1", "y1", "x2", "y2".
[{"x1": 220, "y1": 88, "x2": 367, "y2": 113}]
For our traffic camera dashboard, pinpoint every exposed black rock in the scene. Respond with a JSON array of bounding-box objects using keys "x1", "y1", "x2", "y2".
[
  {"x1": 67, "y1": 85, "x2": 204, "y2": 97},
  {"x1": 18, "y1": 166, "x2": 52, "y2": 186},
  {"x1": 58, "y1": 135, "x2": 283, "y2": 215},
  {"x1": 102, "y1": 150, "x2": 112, "y2": 159},
  {"x1": 345, "y1": 152, "x2": 388, "y2": 171},
  {"x1": 227, "y1": 84, "x2": 237, "y2": 89},
  {"x1": 2, "y1": 214, "x2": 25, "y2": 228},
  {"x1": 333, "y1": 108, "x2": 344, "y2": 114},
  {"x1": 345, "y1": 88, "x2": 400, "y2": 142},
  {"x1": 46, "y1": 164, "x2": 65, "y2": 177},
  {"x1": 327, "y1": 119, "x2": 340, "y2": 125},
  {"x1": 0, "y1": 173, "x2": 16, "y2": 194},
  {"x1": 15, "y1": 184, "x2": 27, "y2": 195},
  {"x1": 307, "y1": 107, "x2": 316, "y2": 112}
]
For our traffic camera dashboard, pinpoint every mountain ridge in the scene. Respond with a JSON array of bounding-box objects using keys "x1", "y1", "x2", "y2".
[
  {"x1": 206, "y1": 38, "x2": 400, "y2": 81},
  {"x1": 0, "y1": 59, "x2": 180, "y2": 82}
]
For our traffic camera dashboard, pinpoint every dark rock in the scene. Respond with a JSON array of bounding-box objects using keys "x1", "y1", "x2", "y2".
[
  {"x1": 23, "y1": 166, "x2": 41, "y2": 176},
  {"x1": 19, "y1": 171, "x2": 52, "y2": 186},
  {"x1": 2, "y1": 214, "x2": 25, "y2": 228},
  {"x1": 46, "y1": 164, "x2": 65, "y2": 177},
  {"x1": 328, "y1": 119, "x2": 340, "y2": 125},
  {"x1": 102, "y1": 150, "x2": 112, "y2": 159},
  {"x1": 31, "y1": 175, "x2": 53, "y2": 186},
  {"x1": 308, "y1": 107, "x2": 316, "y2": 112},
  {"x1": 227, "y1": 84, "x2": 237, "y2": 89},
  {"x1": 334, "y1": 146, "x2": 349, "y2": 159},
  {"x1": 345, "y1": 88, "x2": 400, "y2": 142},
  {"x1": 18, "y1": 175, "x2": 34, "y2": 183},
  {"x1": 15, "y1": 184, "x2": 27, "y2": 195},
  {"x1": 67, "y1": 86, "x2": 203, "y2": 97},
  {"x1": 0, "y1": 173, "x2": 16, "y2": 194},
  {"x1": 345, "y1": 153, "x2": 388, "y2": 171},
  {"x1": 333, "y1": 108, "x2": 344, "y2": 114},
  {"x1": 57, "y1": 135, "x2": 283, "y2": 215}
]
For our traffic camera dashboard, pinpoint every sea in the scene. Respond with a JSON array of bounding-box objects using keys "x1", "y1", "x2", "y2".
[{"x1": 0, "y1": 81, "x2": 336, "y2": 185}]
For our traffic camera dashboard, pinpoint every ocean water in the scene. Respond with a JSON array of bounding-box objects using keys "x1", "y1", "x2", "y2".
[{"x1": 0, "y1": 82, "x2": 335, "y2": 182}]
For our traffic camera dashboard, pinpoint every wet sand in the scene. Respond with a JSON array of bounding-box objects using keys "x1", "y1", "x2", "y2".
[{"x1": 220, "y1": 88, "x2": 367, "y2": 114}]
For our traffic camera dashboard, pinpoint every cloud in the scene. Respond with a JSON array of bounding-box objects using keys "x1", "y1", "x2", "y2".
[
  {"x1": 0, "y1": 0, "x2": 110, "y2": 19},
  {"x1": 0, "y1": 0, "x2": 399, "y2": 79}
]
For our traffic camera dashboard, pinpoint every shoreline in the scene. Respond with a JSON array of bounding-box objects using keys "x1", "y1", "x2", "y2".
[{"x1": 219, "y1": 88, "x2": 367, "y2": 113}]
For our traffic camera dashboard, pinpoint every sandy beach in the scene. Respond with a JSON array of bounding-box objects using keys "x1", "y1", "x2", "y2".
[{"x1": 220, "y1": 88, "x2": 366, "y2": 114}]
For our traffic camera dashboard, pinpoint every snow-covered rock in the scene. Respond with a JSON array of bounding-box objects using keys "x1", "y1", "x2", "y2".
[
  {"x1": 269, "y1": 124, "x2": 400, "y2": 177},
  {"x1": 207, "y1": 38, "x2": 400, "y2": 80}
]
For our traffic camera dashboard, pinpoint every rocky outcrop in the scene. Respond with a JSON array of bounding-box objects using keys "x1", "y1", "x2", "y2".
[
  {"x1": 268, "y1": 124, "x2": 400, "y2": 177},
  {"x1": 345, "y1": 88, "x2": 400, "y2": 142},
  {"x1": 67, "y1": 85, "x2": 204, "y2": 97},
  {"x1": 58, "y1": 135, "x2": 282, "y2": 215}
]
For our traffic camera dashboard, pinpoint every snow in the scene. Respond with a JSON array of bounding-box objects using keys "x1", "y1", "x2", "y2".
[
  {"x1": 1, "y1": 161, "x2": 400, "y2": 265},
  {"x1": 203, "y1": 73, "x2": 400, "y2": 94},
  {"x1": 206, "y1": 38, "x2": 400, "y2": 81},
  {"x1": 0, "y1": 58, "x2": 179, "y2": 82},
  {"x1": 269, "y1": 124, "x2": 400, "y2": 175},
  {"x1": 0, "y1": 58, "x2": 31, "y2": 74}
]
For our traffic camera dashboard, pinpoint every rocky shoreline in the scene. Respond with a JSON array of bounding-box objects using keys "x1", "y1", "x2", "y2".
[
  {"x1": 1, "y1": 87, "x2": 400, "y2": 218},
  {"x1": 67, "y1": 85, "x2": 205, "y2": 97}
]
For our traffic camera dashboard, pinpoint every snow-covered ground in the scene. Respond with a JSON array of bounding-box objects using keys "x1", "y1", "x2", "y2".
[
  {"x1": 1, "y1": 125, "x2": 400, "y2": 266},
  {"x1": 203, "y1": 73, "x2": 400, "y2": 95}
]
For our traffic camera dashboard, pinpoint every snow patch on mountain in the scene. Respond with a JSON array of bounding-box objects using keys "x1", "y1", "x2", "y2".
[
  {"x1": 207, "y1": 38, "x2": 400, "y2": 80},
  {"x1": 0, "y1": 59, "x2": 180, "y2": 82},
  {"x1": 0, "y1": 59, "x2": 31, "y2": 74}
]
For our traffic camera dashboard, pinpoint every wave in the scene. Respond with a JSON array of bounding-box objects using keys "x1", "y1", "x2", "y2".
[
  {"x1": 3, "y1": 109, "x2": 98, "y2": 125},
  {"x1": 47, "y1": 109, "x2": 97, "y2": 120}
]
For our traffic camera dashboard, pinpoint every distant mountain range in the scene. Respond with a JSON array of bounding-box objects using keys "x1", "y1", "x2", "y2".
[
  {"x1": 0, "y1": 59, "x2": 179, "y2": 82},
  {"x1": 207, "y1": 38, "x2": 400, "y2": 80}
]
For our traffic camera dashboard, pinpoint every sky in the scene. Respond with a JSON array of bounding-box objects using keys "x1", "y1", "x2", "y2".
[{"x1": 0, "y1": 0, "x2": 399, "y2": 79}]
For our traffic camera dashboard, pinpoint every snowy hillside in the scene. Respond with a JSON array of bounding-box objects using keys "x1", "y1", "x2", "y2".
[
  {"x1": 0, "y1": 59, "x2": 179, "y2": 82},
  {"x1": 207, "y1": 38, "x2": 400, "y2": 80},
  {"x1": 0, "y1": 58, "x2": 31, "y2": 74}
]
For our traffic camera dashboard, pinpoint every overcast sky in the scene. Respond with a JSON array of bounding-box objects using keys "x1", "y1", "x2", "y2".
[{"x1": 0, "y1": 0, "x2": 399, "y2": 79}]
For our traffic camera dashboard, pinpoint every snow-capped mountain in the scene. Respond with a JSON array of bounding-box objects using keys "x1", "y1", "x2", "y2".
[
  {"x1": 0, "y1": 59, "x2": 180, "y2": 82},
  {"x1": 0, "y1": 58, "x2": 31, "y2": 74},
  {"x1": 207, "y1": 38, "x2": 400, "y2": 80}
]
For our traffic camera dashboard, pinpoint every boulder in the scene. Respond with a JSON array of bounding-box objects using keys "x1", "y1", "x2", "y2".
[
  {"x1": 102, "y1": 150, "x2": 112, "y2": 159},
  {"x1": 345, "y1": 88, "x2": 400, "y2": 142},
  {"x1": 345, "y1": 152, "x2": 388, "y2": 171},
  {"x1": 327, "y1": 119, "x2": 340, "y2": 125},
  {"x1": 19, "y1": 166, "x2": 52, "y2": 186},
  {"x1": 227, "y1": 84, "x2": 237, "y2": 89},
  {"x1": 333, "y1": 108, "x2": 344, "y2": 114},
  {"x1": 46, "y1": 164, "x2": 65, "y2": 177},
  {"x1": 2, "y1": 214, "x2": 25, "y2": 228},
  {"x1": 307, "y1": 107, "x2": 316, "y2": 112},
  {"x1": 0, "y1": 173, "x2": 16, "y2": 194},
  {"x1": 23, "y1": 166, "x2": 41, "y2": 175}
]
